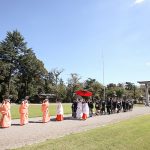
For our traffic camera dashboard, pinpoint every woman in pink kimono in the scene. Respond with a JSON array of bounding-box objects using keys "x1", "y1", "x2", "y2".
[
  {"x1": 0, "y1": 98, "x2": 11, "y2": 128},
  {"x1": 56, "y1": 99, "x2": 64, "y2": 121},
  {"x1": 19, "y1": 99, "x2": 29, "y2": 126},
  {"x1": 41, "y1": 99, "x2": 50, "y2": 123}
]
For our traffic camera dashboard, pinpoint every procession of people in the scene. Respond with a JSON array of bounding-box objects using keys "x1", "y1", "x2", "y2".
[
  {"x1": 0, "y1": 89, "x2": 134, "y2": 128},
  {"x1": 72, "y1": 96, "x2": 134, "y2": 119},
  {"x1": 72, "y1": 90, "x2": 134, "y2": 119}
]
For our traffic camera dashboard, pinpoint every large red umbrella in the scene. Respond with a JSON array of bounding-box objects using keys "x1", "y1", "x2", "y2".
[{"x1": 75, "y1": 90, "x2": 92, "y2": 97}]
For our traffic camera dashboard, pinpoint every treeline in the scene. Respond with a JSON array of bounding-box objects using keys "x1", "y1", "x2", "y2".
[{"x1": 0, "y1": 31, "x2": 144, "y2": 103}]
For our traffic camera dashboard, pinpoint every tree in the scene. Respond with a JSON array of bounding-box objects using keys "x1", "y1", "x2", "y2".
[
  {"x1": 84, "y1": 78, "x2": 103, "y2": 99},
  {"x1": 106, "y1": 83, "x2": 125, "y2": 98},
  {"x1": 125, "y1": 82, "x2": 136, "y2": 99},
  {"x1": 115, "y1": 88, "x2": 124, "y2": 98},
  {"x1": 125, "y1": 82, "x2": 134, "y2": 90},
  {"x1": 18, "y1": 50, "x2": 48, "y2": 98},
  {"x1": 57, "y1": 81, "x2": 67, "y2": 101},
  {"x1": 44, "y1": 68, "x2": 64, "y2": 98},
  {"x1": 107, "y1": 83, "x2": 116, "y2": 89},
  {"x1": 66, "y1": 73, "x2": 81, "y2": 102},
  {"x1": 0, "y1": 30, "x2": 48, "y2": 100},
  {"x1": 0, "y1": 30, "x2": 28, "y2": 95}
]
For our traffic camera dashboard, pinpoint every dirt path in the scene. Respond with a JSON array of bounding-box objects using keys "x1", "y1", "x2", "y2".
[{"x1": 0, "y1": 107, "x2": 150, "y2": 150}]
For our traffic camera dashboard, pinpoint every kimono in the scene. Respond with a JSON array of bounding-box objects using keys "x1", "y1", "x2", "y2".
[
  {"x1": 82, "y1": 102, "x2": 89, "y2": 120},
  {"x1": 41, "y1": 100, "x2": 50, "y2": 123},
  {"x1": 19, "y1": 100, "x2": 29, "y2": 126},
  {"x1": 76, "y1": 102, "x2": 83, "y2": 119},
  {"x1": 0, "y1": 100, "x2": 11, "y2": 128},
  {"x1": 56, "y1": 102, "x2": 64, "y2": 121}
]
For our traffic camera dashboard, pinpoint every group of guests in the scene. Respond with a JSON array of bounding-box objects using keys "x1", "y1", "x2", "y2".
[
  {"x1": 94, "y1": 97, "x2": 134, "y2": 115},
  {"x1": 0, "y1": 96, "x2": 64, "y2": 128},
  {"x1": 72, "y1": 96, "x2": 134, "y2": 119}
]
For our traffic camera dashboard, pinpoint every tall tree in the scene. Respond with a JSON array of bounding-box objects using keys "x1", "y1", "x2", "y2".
[
  {"x1": 66, "y1": 73, "x2": 81, "y2": 102},
  {"x1": 18, "y1": 50, "x2": 48, "y2": 98},
  {"x1": 0, "y1": 30, "x2": 27, "y2": 95},
  {"x1": 0, "y1": 30, "x2": 48, "y2": 100},
  {"x1": 45, "y1": 68, "x2": 64, "y2": 98}
]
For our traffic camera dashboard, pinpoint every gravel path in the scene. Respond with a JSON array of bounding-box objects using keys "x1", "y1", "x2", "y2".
[{"x1": 0, "y1": 107, "x2": 150, "y2": 150}]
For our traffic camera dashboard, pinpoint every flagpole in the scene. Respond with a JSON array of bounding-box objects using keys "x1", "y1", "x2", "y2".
[{"x1": 102, "y1": 50, "x2": 105, "y2": 100}]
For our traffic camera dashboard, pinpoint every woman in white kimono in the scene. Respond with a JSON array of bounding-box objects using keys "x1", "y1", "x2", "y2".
[
  {"x1": 82, "y1": 100, "x2": 89, "y2": 120},
  {"x1": 76, "y1": 98, "x2": 83, "y2": 119},
  {"x1": 56, "y1": 99, "x2": 64, "y2": 121}
]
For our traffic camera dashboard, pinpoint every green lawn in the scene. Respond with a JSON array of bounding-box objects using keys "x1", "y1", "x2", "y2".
[
  {"x1": 134, "y1": 104, "x2": 144, "y2": 107},
  {"x1": 11, "y1": 103, "x2": 72, "y2": 119},
  {"x1": 15, "y1": 115, "x2": 150, "y2": 150}
]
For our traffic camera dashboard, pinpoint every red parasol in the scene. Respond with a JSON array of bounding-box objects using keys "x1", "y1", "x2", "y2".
[{"x1": 75, "y1": 90, "x2": 92, "y2": 97}]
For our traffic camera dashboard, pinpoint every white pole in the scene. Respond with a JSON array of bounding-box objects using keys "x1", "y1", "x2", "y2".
[{"x1": 102, "y1": 50, "x2": 105, "y2": 100}]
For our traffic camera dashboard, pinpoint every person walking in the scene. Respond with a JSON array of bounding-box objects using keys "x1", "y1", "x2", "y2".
[
  {"x1": 41, "y1": 98, "x2": 50, "y2": 123},
  {"x1": 116, "y1": 99, "x2": 122, "y2": 113},
  {"x1": 112, "y1": 98, "x2": 117, "y2": 113},
  {"x1": 88, "y1": 99, "x2": 94, "y2": 117},
  {"x1": 82, "y1": 99, "x2": 89, "y2": 120},
  {"x1": 106, "y1": 97, "x2": 112, "y2": 115},
  {"x1": 76, "y1": 98, "x2": 83, "y2": 119},
  {"x1": 72, "y1": 99, "x2": 78, "y2": 118},
  {"x1": 0, "y1": 97, "x2": 11, "y2": 128},
  {"x1": 122, "y1": 98, "x2": 126, "y2": 112},
  {"x1": 56, "y1": 99, "x2": 64, "y2": 121},
  {"x1": 101, "y1": 99, "x2": 106, "y2": 115},
  {"x1": 19, "y1": 98, "x2": 29, "y2": 126},
  {"x1": 95, "y1": 99, "x2": 101, "y2": 115}
]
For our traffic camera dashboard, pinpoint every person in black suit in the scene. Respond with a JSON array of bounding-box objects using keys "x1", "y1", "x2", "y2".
[
  {"x1": 106, "y1": 97, "x2": 112, "y2": 115},
  {"x1": 88, "y1": 99, "x2": 94, "y2": 117},
  {"x1": 72, "y1": 99, "x2": 78, "y2": 118}
]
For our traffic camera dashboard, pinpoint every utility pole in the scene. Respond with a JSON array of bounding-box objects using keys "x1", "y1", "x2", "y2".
[{"x1": 102, "y1": 50, "x2": 105, "y2": 100}]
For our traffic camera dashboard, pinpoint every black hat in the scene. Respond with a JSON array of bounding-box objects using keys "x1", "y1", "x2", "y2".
[
  {"x1": 5, "y1": 99, "x2": 10, "y2": 102},
  {"x1": 43, "y1": 98, "x2": 48, "y2": 102},
  {"x1": 21, "y1": 99, "x2": 25, "y2": 102}
]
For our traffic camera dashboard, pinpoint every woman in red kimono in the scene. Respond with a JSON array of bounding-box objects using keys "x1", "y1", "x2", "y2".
[
  {"x1": 19, "y1": 98, "x2": 29, "y2": 126},
  {"x1": 0, "y1": 98, "x2": 11, "y2": 128},
  {"x1": 41, "y1": 98, "x2": 50, "y2": 123}
]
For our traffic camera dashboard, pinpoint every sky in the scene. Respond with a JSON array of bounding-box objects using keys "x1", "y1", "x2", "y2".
[{"x1": 0, "y1": 0, "x2": 150, "y2": 85}]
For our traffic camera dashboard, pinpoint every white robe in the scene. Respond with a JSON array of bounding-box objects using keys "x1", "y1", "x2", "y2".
[
  {"x1": 56, "y1": 102, "x2": 63, "y2": 115},
  {"x1": 82, "y1": 103, "x2": 89, "y2": 117},
  {"x1": 76, "y1": 102, "x2": 83, "y2": 119}
]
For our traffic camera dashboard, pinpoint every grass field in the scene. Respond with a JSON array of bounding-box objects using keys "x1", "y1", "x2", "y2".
[
  {"x1": 15, "y1": 115, "x2": 150, "y2": 150},
  {"x1": 10, "y1": 103, "x2": 72, "y2": 119},
  {"x1": 134, "y1": 103, "x2": 144, "y2": 107}
]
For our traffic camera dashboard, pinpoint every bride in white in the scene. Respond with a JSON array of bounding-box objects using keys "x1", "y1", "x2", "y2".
[{"x1": 76, "y1": 97, "x2": 83, "y2": 119}]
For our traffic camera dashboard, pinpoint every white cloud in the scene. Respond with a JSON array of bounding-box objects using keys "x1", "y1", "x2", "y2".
[
  {"x1": 134, "y1": 0, "x2": 145, "y2": 5},
  {"x1": 145, "y1": 62, "x2": 150, "y2": 66}
]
